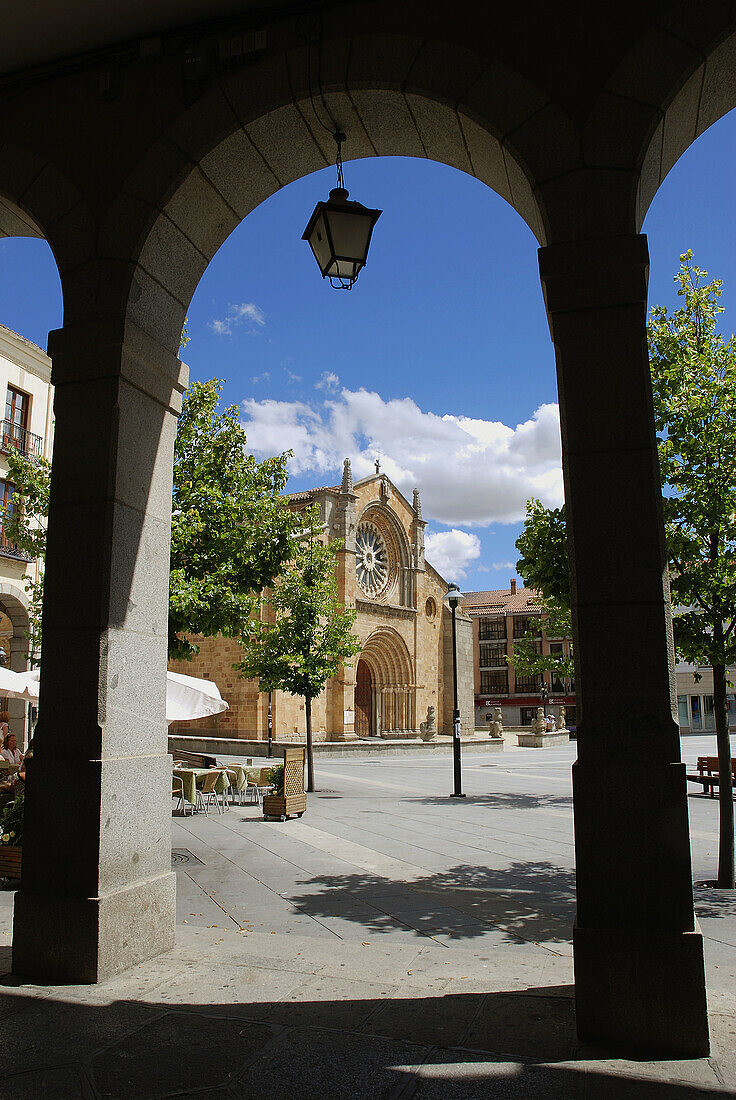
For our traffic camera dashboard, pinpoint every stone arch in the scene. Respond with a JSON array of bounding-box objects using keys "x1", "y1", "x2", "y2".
[
  {"x1": 635, "y1": 21, "x2": 736, "y2": 227},
  {"x1": 358, "y1": 626, "x2": 415, "y2": 735},
  {"x1": 99, "y1": 30, "x2": 590, "y2": 353},
  {"x1": 0, "y1": 140, "x2": 94, "y2": 288},
  {"x1": 0, "y1": 582, "x2": 31, "y2": 745}
]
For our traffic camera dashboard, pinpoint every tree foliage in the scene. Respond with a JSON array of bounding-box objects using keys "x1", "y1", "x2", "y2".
[
  {"x1": 236, "y1": 505, "x2": 361, "y2": 791},
  {"x1": 4, "y1": 379, "x2": 296, "y2": 664},
  {"x1": 513, "y1": 253, "x2": 736, "y2": 887},
  {"x1": 511, "y1": 499, "x2": 573, "y2": 681},
  {"x1": 3, "y1": 448, "x2": 51, "y2": 660},
  {"x1": 169, "y1": 379, "x2": 295, "y2": 660},
  {"x1": 648, "y1": 251, "x2": 736, "y2": 888}
]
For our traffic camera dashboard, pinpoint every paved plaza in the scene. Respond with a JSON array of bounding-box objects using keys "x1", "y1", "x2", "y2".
[{"x1": 0, "y1": 739, "x2": 735, "y2": 1097}]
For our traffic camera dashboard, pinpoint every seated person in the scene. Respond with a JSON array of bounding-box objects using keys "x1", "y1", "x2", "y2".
[{"x1": 1, "y1": 731, "x2": 23, "y2": 766}]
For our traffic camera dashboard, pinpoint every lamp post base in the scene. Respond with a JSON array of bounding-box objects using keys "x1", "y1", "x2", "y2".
[{"x1": 450, "y1": 792, "x2": 466, "y2": 798}]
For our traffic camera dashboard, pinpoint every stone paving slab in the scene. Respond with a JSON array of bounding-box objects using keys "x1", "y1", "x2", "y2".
[{"x1": 1, "y1": 743, "x2": 735, "y2": 1097}]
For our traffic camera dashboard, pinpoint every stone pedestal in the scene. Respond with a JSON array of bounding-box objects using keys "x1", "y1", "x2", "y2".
[
  {"x1": 517, "y1": 731, "x2": 570, "y2": 748},
  {"x1": 539, "y1": 234, "x2": 709, "y2": 1055},
  {"x1": 12, "y1": 319, "x2": 186, "y2": 983}
]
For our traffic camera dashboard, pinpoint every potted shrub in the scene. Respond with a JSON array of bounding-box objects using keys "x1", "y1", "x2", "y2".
[
  {"x1": 262, "y1": 748, "x2": 307, "y2": 821},
  {"x1": 0, "y1": 792, "x2": 23, "y2": 881}
]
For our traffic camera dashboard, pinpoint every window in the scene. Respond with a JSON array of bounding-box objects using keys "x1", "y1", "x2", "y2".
[
  {"x1": 551, "y1": 672, "x2": 566, "y2": 692},
  {"x1": 480, "y1": 669, "x2": 508, "y2": 694},
  {"x1": 514, "y1": 615, "x2": 539, "y2": 638},
  {"x1": 2, "y1": 386, "x2": 40, "y2": 458},
  {"x1": 549, "y1": 641, "x2": 564, "y2": 655},
  {"x1": 565, "y1": 705, "x2": 577, "y2": 726},
  {"x1": 514, "y1": 675, "x2": 538, "y2": 694},
  {"x1": 0, "y1": 480, "x2": 23, "y2": 559},
  {"x1": 5, "y1": 386, "x2": 29, "y2": 432},
  {"x1": 479, "y1": 641, "x2": 506, "y2": 667},
  {"x1": 478, "y1": 617, "x2": 505, "y2": 640},
  {"x1": 677, "y1": 695, "x2": 689, "y2": 726},
  {"x1": 520, "y1": 707, "x2": 537, "y2": 726},
  {"x1": 690, "y1": 696, "x2": 702, "y2": 730},
  {"x1": 704, "y1": 694, "x2": 715, "y2": 730}
]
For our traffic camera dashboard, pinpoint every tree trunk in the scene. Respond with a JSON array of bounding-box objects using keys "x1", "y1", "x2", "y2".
[
  {"x1": 305, "y1": 696, "x2": 314, "y2": 793},
  {"x1": 712, "y1": 660, "x2": 735, "y2": 888}
]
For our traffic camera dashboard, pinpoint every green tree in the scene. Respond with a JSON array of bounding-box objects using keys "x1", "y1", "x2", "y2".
[
  {"x1": 4, "y1": 379, "x2": 297, "y2": 664},
  {"x1": 510, "y1": 500, "x2": 573, "y2": 685},
  {"x1": 649, "y1": 252, "x2": 736, "y2": 889},
  {"x1": 169, "y1": 379, "x2": 295, "y2": 660},
  {"x1": 514, "y1": 254, "x2": 736, "y2": 889},
  {"x1": 236, "y1": 506, "x2": 361, "y2": 792},
  {"x1": 3, "y1": 448, "x2": 50, "y2": 662}
]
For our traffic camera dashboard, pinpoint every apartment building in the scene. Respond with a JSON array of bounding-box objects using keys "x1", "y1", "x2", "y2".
[
  {"x1": 0, "y1": 324, "x2": 53, "y2": 744},
  {"x1": 462, "y1": 580, "x2": 576, "y2": 729}
]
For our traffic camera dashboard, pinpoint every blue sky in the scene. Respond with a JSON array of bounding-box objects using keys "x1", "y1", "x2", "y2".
[{"x1": 2, "y1": 110, "x2": 736, "y2": 590}]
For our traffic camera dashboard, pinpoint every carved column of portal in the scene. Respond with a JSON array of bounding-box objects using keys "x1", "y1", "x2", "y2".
[{"x1": 539, "y1": 234, "x2": 709, "y2": 1055}]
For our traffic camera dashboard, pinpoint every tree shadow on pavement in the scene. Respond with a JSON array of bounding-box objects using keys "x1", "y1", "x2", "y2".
[{"x1": 284, "y1": 859, "x2": 576, "y2": 945}]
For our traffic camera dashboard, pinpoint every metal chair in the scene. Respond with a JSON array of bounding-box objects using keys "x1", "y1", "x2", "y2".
[
  {"x1": 172, "y1": 775, "x2": 191, "y2": 816},
  {"x1": 196, "y1": 769, "x2": 222, "y2": 815}
]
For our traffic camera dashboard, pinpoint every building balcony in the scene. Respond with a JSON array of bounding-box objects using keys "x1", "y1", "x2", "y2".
[
  {"x1": 0, "y1": 419, "x2": 43, "y2": 460},
  {"x1": 0, "y1": 529, "x2": 33, "y2": 562}
]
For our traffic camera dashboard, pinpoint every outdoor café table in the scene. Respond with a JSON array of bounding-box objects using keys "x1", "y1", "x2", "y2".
[
  {"x1": 223, "y1": 764, "x2": 248, "y2": 801},
  {"x1": 173, "y1": 766, "x2": 230, "y2": 808}
]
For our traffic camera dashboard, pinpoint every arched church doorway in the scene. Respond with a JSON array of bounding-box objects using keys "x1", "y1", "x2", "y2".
[{"x1": 354, "y1": 659, "x2": 372, "y2": 737}]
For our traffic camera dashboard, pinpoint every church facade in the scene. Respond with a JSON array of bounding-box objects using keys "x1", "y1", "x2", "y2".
[{"x1": 169, "y1": 460, "x2": 473, "y2": 743}]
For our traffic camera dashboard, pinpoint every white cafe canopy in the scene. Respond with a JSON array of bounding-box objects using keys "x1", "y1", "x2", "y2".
[{"x1": 0, "y1": 666, "x2": 229, "y2": 724}]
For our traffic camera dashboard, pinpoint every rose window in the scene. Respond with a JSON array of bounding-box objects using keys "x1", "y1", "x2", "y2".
[{"x1": 356, "y1": 522, "x2": 390, "y2": 598}]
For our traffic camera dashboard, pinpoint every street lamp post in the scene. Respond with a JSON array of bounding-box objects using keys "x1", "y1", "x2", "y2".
[
  {"x1": 444, "y1": 584, "x2": 466, "y2": 799},
  {"x1": 267, "y1": 691, "x2": 273, "y2": 758}
]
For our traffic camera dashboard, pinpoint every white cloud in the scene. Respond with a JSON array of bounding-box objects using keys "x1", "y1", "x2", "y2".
[
  {"x1": 286, "y1": 370, "x2": 303, "y2": 384},
  {"x1": 209, "y1": 302, "x2": 266, "y2": 336},
  {"x1": 316, "y1": 371, "x2": 340, "y2": 392},
  {"x1": 425, "y1": 529, "x2": 481, "y2": 580},
  {"x1": 251, "y1": 371, "x2": 270, "y2": 384},
  {"x1": 492, "y1": 560, "x2": 517, "y2": 570},
  {"x1": 241, "y1": 387, "x2": 563, "y2": 526}
]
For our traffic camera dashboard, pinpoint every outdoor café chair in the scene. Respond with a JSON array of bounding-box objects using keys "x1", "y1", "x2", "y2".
[
  {"x1": 172, "y1": 775, "x2": 191, "y2": 816},
  {"x1": 196, "y1": 769, "x2": 223, "y2": 816},
  {"x1": 226, "y1": 763, "x2": 249, "y2": 805}
]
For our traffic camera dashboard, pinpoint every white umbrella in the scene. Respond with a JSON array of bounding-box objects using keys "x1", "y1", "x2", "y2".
[
  {"x1": 0, "y1": 666, "x2": 229, "y2": 724},
  {"x1": 164, "y1": 671, "x2": 229, "y2": 724}
]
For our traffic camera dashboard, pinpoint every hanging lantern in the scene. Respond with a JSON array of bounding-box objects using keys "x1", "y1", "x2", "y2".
[{"x1": 302, "y1": 132, "x2": 382, "y2": 290}]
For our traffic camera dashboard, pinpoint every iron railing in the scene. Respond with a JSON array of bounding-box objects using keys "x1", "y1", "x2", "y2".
[
  {"x1": 0, "y1": 529, "x2": 32, "y2": 562},
  {"x1": 0, "y1": 419, "x2": 43, "y2": 460}
]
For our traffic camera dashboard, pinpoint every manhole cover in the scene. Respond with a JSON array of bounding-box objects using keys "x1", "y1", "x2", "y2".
[
  {"x1": 317, "y1": 789, "x2": 336, "y2": 794},
  {"x1": 171, "y1": 848, "x2": 205, "y2": 866}
]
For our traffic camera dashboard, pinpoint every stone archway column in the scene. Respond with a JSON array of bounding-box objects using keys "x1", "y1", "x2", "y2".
[
  {"x1": 539, "y1": 234, "x2": 709, "y2": 1056},
  {"x1": 12, "y1": 317, "x2": 186, "y2": 983}
]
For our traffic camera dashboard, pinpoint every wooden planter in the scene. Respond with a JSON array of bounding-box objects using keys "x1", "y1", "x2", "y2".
[
  {"x1": 263, "y1": 747, "x2": 307, "y2": 821},
  {"x1": 0, "y1": 844, "x2": 21, "y2": 880},
  {"x1": 263, "y1": 792, "x2": 306, "y2": 821}
]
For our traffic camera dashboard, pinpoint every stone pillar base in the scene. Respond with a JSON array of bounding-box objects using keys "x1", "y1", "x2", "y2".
[
  {"x1": 13, "y1": 871, "x2": 176, "y2": 984},
  {"x1": 330, "y1": 730, "x2": 359, "y2": 742},
  {"x1": 574, "y1": 922, "x2": 709, "y2": 1056}
]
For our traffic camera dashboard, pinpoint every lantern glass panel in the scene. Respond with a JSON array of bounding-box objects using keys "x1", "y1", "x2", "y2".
[
  {"x1": 306, "y1": 208, "x2": 333, "y2": 275},
  {"x1": 324, "y1": 208, "x2": 374, "y2": 266}
]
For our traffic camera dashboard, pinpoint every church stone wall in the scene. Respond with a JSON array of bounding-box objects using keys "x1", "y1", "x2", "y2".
[{"x1": 168, "y1": 469, "x2": 463, "y2": 743}]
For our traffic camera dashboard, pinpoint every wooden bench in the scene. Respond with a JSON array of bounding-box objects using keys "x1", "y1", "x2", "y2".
[{"x1": 686, "y1": 756, "x2": 736, "y2": 797}]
